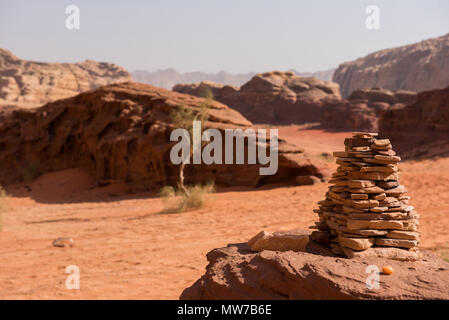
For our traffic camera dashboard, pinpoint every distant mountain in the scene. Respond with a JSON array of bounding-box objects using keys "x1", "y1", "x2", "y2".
[
  {"x1": 333, "y1": 33, "x2": 449, "y2": 97},
  {"x1": 131, "y1": 68, "x2": 335, "y2": 89}
]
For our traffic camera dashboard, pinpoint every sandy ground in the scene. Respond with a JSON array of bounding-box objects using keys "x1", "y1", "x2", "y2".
[{"x1": 1, "y1": 127, "x2": 448, "y2": 299}]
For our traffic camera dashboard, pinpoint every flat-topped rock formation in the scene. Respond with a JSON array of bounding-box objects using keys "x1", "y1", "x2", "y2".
[
  {"x1": 322, "y1": 88, "x2": 416, "y2": 132},
  {"x1": 379, "y1": 86, "x2": 449, "y2": 159},
  {"x1": 174, "y1": 71, "x2": 341, "y2": 124},
  {"x1": 311, "y1": 133, "x2": 420, "y2": 259},
  {"x1": 0, "y1": 82, "x2": 329, "y2": 188},
  {"x1": 180, "y1": 241, "x2": 449, "y2": 300},
  {"x1": 0, "y1": 48, "x2": 132, "y2": 108},
  {"x1": 333, "y1": 33, "x2": 449, "y2": 97}
]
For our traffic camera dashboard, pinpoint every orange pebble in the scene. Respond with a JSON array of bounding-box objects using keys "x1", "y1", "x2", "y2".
[{"x1": 382, "y1": 266, "x2": 394, "y2": 275}]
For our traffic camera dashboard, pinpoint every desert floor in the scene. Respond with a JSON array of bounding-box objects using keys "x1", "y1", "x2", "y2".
[{"x1": 1, "y1": 128, "x2": 448, "y2": 299}]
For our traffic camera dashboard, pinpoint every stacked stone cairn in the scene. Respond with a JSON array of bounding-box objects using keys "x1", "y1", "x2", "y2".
[{"x1": 310, "y1": 132, "x2": 420, "y2": 259}]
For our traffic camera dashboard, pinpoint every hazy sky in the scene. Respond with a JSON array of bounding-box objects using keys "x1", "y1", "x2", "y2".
[{"x1": 1, "y1": 0, "x2": 448, "y2": 74}]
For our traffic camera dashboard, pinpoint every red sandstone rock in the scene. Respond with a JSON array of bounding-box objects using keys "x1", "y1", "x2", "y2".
[
  {"x1": 0, "y1": 82, "x2": 328, "y2": 188},
  {"x1": 0, "y1": 48, "x2": 132, "y2": 108},
  {"x1": 322, "y1": 88, "x2": 416, "y2": 132},
  {"x1": 333, "y1": 33, "x2": 449, "y2": 98},
  {"x1": 180, "y1": 241, "x2": 449, "y2": 300},
  {"x1": 379, "y1": 86, "x2": 449, "y2": 159},
  {"x1": 174, "y1": 71, "x2": 341, "y2": 125}
]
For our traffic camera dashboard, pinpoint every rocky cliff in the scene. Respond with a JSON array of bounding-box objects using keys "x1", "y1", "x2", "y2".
[
  {"x1": 174, "y1": 71, "x2": 341, "y2": 124},
  {"x1": 0, "y1": 82, "x2": 329, "y2": 188},
  {"x1": 333, "y1": 33, "x2": 449, "y2": 98},
  {"x1": 379, "y1": 86, "x2": 449, "y2": 159},
  {"x1": 323, "y1": 88, "x2": 416, "y2": 131},
  {"x1": 0, "y1": 48, "x2": 132, "y2": 108}
]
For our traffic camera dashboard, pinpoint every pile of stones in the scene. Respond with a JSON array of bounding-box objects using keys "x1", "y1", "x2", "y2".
[{"x1": 310, "y1": 132, "x2": 420, "y2": 259}]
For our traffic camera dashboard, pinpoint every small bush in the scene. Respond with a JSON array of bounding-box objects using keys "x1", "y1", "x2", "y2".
[
  {"x1": 22, "y1": 163, "x2": 42, "y2": 182},
  {"x1": 159, "y1": 182, "x2": 215, "y2": 213},
  {"x1": 199, "y1": 87, "x2": 214, "y2": 101}
]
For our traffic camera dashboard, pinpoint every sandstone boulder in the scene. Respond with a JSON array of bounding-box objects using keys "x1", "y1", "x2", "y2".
[
  {"x1": 0, "y1": 82, "x2": 328, "y2": 188},
  {"x1": 248, "y1": 230, "x2": 310, "y2": 252},
  {"x1": 180, "y1": 241, "x2": 449, "y2": 299},
  {"x1": 322, "y1": 88, "x2": 416, "y2": 132},
  {"x1": 174, "y1": 71, "x2": 341, "y2": 125}
]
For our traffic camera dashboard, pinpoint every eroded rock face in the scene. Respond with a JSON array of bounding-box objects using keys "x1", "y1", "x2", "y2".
[
  {"x1": 333, "y1": 33, "x2": 449, "y2": 98},
  {"x1": 322, "y1": 88, "x2": 416, "y2": 132},
  {"x1": 0, "y1": 82, "x2": 328, "y2": 188},
  {"x1": 379, "y1": 86, "x2": 449, "y2": 159},
  {"x1": 0, "y1": 48, "x2": 132, "y2": 108},
  {"x1": 180, "y1": 241, "x2": 449, "y2": 300},
  {"x1": 174, "y1": 71, "x2": 341, "y2": 124}
]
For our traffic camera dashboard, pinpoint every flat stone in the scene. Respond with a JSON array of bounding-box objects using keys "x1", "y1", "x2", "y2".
[
  {"x1": 341, "y1": 246, "x2": 420, "y2": 261},
  {"x1": 347, "y1": 171, "x2": 363, "y2": 180},
  {"x1": 360, "y1": 166, "x2": 397, "y2": 173},
  {"x1": 385, "y1": 185, "x2": 407, "y2": 196},
  {"x1": 351, "y1": 193, "x2": 369, "y2": 200},
  {"x1": 337, "y1": 157, "x2": 359, "y2": 162},
  {"x1": 352, "y1": 132, "x2": 378, "y2": 138},
  {"x1": 345, "y1": 137, "x2": 375, "y2": 147},
  {"x1": 370, "y1": 144, "x2": 392, "y2": 151},
  {"x1": 376, "y1": 149, "x2": 397, "y2": 156},
  {"x1": 348, "y1": 180, "x2": 376, "y2": 188},
  {"x1": 338, "y1": 236, "x2": 373, "y2": 251},
  {"x1": 333, "y1": 151, "x2": 350, "y2": 158},
  {"x1": 386, "y1": 230, "x2": 420, "y2": 240},
  {"x1": 373, "y1": 139, "x2": 390, "y2": 147},
  {"x1": 346, "y1": 186, "x2": 385, "y2": 194},
  {"x1": 361, "y1": 171, "x2": 399, "y2": 181},
  {"x1": 374, "y1": 238, "x2": 418, "y2": 249},
  {"x1": 350, "y1": 146, "x2": 371, "y2": 152},
  {"x1": 373, "y1": 193, "x2": 386, "y2": 201},
  {"x1": 377, "y1": 180, "x2": 399, "y2": 189},
  {"x1": 343, "y1": 206, "x2": 370, "y2": 213},
  {"x1": 351, "y1": 162, "x2": 374, "y2": 167},
  {"x1": 248, "y1": 230, "x2": 310, "y2": 252},
  {"x1": 357, "y1": 229, "x2": 388, "y2": 236},
  {"x1": 374, "y1": 155, "x2": 401, "y2": 162},
  {"x1": 353, "y1": 152, "x2": 375, "y2": 158},
  {"x1": 350, "y1": 199, "x2": 380, "y2": 208},
  {"x1": 330, "y1": 186, "x2": 346, "y2": 193},
  {"x1": 310, "y1": 231, "x2": 330, "y2": 245},
  {"x1": 370, "y1": 207, "x2": 388, "y2": 213},
  {"x1": 337, "y1": 165, "x2": 360, "y2": 172},
  {"x1": 346, "y1": 219, "x2": 404, "y2": 230},
  {"x1": 348, "y1": 212, "x2": 385, "y2": 220},
  {"x1": 364, "y1": 158, "x2": 399, "y2": 165}
]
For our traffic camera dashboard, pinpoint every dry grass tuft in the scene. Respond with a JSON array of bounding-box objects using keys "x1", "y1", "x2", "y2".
[{"x1": 159, "y1": 182, "x2": 215, "y2": 213}]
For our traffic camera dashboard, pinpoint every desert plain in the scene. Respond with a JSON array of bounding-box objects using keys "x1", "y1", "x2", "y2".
[{"x1": 1, "y1": 127, "x2": 448, "y2": 299}]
